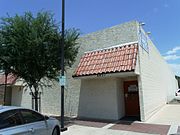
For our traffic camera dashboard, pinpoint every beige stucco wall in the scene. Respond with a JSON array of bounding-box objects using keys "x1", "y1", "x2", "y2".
[
  {"x1": 117, "y1": 78, "x2": 125, "y2": 119},
  {"x1": 40, "y1": 82, "x2": 61, "y2": 116},
  {"x1": 11, "y1": 82, "x2": 62, "y2": 116},
  {"x1": 11, "y1": 86, "x2": 33, "y2": 109},
  {"x1": 137, "y1": 27, "x2": 178, "y2": 121},
  {"x1": 78, "y1": 76, "x2": 139, "y2": 120},
  {"x1": 64, "y1": 21, "x2": 139, "y2": 116},
  {"x1": 0, "y1": 86, "x2": 12, "y2": 105},
  {"x1": 78, "y1": 77, "x2": 126, "y2": 120},
  {"x1": 0, "y1": 86, "x2": 4, "y2": 104},
  {"x1": 5, "y1": 87, "x2": 12, "y2": 105}
]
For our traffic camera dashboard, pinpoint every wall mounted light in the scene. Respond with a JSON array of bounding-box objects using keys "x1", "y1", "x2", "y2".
[{"x1": 139, "y1": 22, "x2": 145, "y2": 26}]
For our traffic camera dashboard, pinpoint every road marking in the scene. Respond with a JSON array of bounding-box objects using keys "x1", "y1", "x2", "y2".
[
  {"x1": 167, "y1": 125, "x2": 178, "y2": 135},
  {"x1": 102, "y1": 123, "x2": 115, "y2": 129}
]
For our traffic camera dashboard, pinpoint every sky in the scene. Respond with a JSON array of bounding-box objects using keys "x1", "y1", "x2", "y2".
[{"x1": 0, "y1": 0, "x2": 180, "y2": 76}]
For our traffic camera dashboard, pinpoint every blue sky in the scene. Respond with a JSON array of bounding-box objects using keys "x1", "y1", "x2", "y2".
[{"x1": 0, "y1": 0, "x2": 180, "y2": 75}]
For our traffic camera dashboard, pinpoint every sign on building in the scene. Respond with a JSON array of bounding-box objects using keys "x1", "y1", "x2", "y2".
[{"x1": 139, "y1": 28, "x2": 149, "y2": 53}]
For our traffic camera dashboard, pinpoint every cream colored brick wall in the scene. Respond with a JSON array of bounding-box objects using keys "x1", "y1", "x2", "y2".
[{"x1": 138, "y1": 27, "x2": 178, "y2": 121}]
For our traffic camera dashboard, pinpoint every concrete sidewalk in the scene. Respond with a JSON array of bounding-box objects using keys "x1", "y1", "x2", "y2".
[
  {"x1": 60, "y1": 104, "x2": 180, "y2": 135},
  {"x1": 146, "y1": 104, "x2": 180, "y2": 134},
  {"x1": 146, "y1": 104, "x2": 180, "y2": 125},
  {"x1": 61, "y1": 125, "x2": 157, "y2": 135}
]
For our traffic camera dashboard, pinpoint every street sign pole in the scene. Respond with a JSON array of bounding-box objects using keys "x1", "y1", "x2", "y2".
[{"x1": 60, "y1": 0, "x2": 67, "y2": 132}]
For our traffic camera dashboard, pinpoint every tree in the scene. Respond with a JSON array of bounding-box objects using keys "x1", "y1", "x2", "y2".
[
  {"x1": 0, "y1": 33, "x2": 13, "y2": 105},
  {"x1": 0, "y1": 11, "x2": 79, "y2": 111}
]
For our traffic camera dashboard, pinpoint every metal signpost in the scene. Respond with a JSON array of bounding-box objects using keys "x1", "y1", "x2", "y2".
[{"x1": 60, "y1": 0, "x2": 67, "y2": 132}]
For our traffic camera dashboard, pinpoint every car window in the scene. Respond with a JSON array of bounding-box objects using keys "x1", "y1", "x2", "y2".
[
  {"x1": 178, "y1": 90, "x2": 180, "y2": 92},
  {"x1": 0, "y1": 110, "x2": 23, "y2": 130},
  {"x1": 20, "y1": 109, "x2": 44, "y2": 124}
]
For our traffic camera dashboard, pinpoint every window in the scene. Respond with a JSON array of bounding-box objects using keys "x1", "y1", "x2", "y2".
[
  {"x1": 20, "y1": 109, "x2": 44, "y2": 124},
  {"x1": 0, "y1": 110, "x2": 22, "y2": 130}
]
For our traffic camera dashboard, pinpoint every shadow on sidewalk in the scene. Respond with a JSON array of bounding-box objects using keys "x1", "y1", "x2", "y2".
[
  {"x1": 52, "y1": 116, "x2": 170, "y2": 134},
  {"x1": 52, "y1": 116, "x2": 140, "y2": 127}
]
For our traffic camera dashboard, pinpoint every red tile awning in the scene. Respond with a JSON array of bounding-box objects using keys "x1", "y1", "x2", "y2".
[
  {"x1": 0, "y1": 74, "x2": 17, "y2": 85},
  {"x1": 73, "y1": 43, "x2": 138, "y2": 77}
]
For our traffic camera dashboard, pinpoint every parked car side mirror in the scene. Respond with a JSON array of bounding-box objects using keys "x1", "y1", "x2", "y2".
[{"x1": 44, "y1": 115, "x2": 49, "y2": 120}]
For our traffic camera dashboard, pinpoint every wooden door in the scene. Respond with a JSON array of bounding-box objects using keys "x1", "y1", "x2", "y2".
[{"x1": 124, "y1": 81, "x2": 140, "y2": 116}]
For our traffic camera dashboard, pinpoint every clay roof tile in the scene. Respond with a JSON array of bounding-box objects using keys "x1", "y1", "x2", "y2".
[{"x1": 73, "y1": 43, "x2": 138, "y2": 77}]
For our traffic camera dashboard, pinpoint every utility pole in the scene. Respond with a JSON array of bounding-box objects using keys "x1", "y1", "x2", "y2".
[{"x1": 60, "y1": 0, "x2": 67, "y2": 132}]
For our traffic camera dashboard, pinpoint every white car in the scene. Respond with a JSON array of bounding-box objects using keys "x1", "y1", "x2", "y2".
[
  {"x1": 0, "y1": 106, "x2": 60, "y2": 135},
  {"x1": 175, "y1": 89, "x2": 180, "y2": 96}
]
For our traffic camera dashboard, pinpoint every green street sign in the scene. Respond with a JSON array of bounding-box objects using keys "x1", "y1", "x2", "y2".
[{"x1": 59, "y1": 76, "x2": 66, "y2": 86}]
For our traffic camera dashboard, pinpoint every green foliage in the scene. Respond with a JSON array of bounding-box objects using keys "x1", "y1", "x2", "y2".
[
  {"x1": 0, "y1": 11, "x2": 79, "y2": 85},
  {"x1": 0, "y1": 11, "x2": 79, "y2": 109}
]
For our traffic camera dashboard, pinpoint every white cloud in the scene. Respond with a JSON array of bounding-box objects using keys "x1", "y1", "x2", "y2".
[
  {"x1": 169, "y1": 64, "x2": 180, "y2": 76},
  {"x1": 166, "y1": 46, "x2": 180, "y2": 55},
  {"x1": 164, "y1": 55, "x2": 180, "y2": 61},
  {"x1": 163, "y1": 46, "x2": 180, "y2": 61}
]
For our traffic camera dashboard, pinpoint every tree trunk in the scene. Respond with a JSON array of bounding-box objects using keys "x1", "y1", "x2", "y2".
[
  {"x1": 34, "y1": 86, "x2": 39, "y2": 112},
  {"x1": 3, "y1": 72, "x2": 8, "y2": 105}
]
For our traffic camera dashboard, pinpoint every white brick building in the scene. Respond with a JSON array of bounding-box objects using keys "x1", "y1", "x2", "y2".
[
  {"x1": 0, "y1": 21, "x2": 178, "y2": 121},
  {"x1": 73, "y1": 21, "x2": 178, "y2": 121}
]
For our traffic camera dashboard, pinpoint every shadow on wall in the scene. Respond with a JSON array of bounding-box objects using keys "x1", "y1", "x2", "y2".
[
  {"x1": 175, "y1": 76, "x2": 180, "y2": 88},
  {"x1": 0, "y1": 86, "x2": 5, "y2": 104},
  {"x1": 11, "y1": 86, "x2": 23, "y2": 106}
]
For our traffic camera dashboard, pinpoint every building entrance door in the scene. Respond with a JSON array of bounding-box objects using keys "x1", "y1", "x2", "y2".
[{"x1": 124, "y1": 81, "x2": 140, "y2": 116}]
